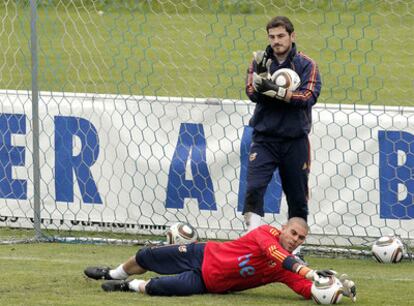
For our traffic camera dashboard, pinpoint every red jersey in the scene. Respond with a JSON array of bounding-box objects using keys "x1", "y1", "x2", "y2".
[{"x1": 201, "y1": 224, "x2": 312, "y2": 299}]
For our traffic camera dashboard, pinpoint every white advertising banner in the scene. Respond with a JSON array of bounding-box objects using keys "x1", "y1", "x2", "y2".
[{"x1": 0, "y1": 90, "x2": 413, "y2": 243}]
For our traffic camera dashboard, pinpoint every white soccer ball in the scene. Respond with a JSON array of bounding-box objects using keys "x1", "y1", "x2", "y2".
[
  {"x1": 372, "y1": 236, "x2": 405, "y2": 263},
  {"x1": 311, "y1": 276, "x2": 343, "y2": 305},
  {"x1": 270, "y1": 68, "x2": 301, "y2": 91},
  {"x1": 166, "y1": 222, "x2": 198, "y2": 244}
]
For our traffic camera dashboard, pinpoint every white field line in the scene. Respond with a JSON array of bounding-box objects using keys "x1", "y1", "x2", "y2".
[
  {"x1": 0, "y1": 255, "x2": 89, "y2": 264},
  {"x1": 1, "y1": 255, "x2": 414, "y2": 283}
]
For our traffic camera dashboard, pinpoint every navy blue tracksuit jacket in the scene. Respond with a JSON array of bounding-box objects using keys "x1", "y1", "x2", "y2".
[{"x1": 246, "y1": 43, "x2": 322, "y2": 141}]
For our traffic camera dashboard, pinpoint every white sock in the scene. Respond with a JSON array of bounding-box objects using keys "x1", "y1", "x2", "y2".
[
  {"x1": 128, "y1": 279, "x2": 146, "y2": 293},
  {"x1": 109, "y1": 264, "x2": 129, "y2": 280},
  {"x1": 245, "y1": 212, "x2": 261, "y2": 232}
]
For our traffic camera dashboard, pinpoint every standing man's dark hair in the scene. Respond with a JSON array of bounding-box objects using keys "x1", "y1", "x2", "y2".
[
  {"x1": 243, "y1": 16, "x2": 322, "y2": 234},
  {"x1": 266, "y1": 16, "x2": 294, "y2": 34}
]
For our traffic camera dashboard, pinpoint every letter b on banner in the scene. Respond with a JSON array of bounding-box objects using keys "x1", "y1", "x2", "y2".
[{"x1": 379, "y1": 130, "x2": 414, "y2": 219}]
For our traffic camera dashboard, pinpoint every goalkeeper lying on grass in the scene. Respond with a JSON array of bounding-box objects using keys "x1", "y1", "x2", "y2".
[{"x1": 84, "y1": 217, "x2": 356, "y2": 302}]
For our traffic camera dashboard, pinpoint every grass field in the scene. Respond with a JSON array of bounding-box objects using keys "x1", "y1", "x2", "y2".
[
  {"x1": 0, "y1": 242, "x2": 413, "y2": 306},
  {"x1": 1, "y1": 1, "x2": 413, "y2": 105}
]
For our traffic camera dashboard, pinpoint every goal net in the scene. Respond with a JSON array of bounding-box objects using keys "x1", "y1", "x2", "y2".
[{"x1": 1, "y1": 1, "x2": 413, "y2": 253}]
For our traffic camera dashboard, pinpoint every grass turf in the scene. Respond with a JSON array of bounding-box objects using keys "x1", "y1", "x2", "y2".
[{"x1": 1, "y1": 242, "x2": 414, "y2": 305}]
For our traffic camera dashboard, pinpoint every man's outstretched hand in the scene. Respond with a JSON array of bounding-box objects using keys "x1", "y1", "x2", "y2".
[
  {"x1": 252, "y1": 73, "x2": 288, "y2": 99},
  {"x1": 306, "y1": 269, "x2": 356, "y2": 302},
  {"x1": 305, "y1": 269, "x2": 337, "y2": 282},
  {"x1": 339, "y1": 274, "x2": 357, "y2": 302}
]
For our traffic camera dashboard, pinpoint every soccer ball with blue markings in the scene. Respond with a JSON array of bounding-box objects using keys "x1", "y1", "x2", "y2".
[{"x1": 166, "y1": 222, "x2": 198, "y2": 245}]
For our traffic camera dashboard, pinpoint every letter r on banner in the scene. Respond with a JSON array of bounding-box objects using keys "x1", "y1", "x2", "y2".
[
  {"x1": 379, "y1": 130, "x2": 414, "y2": 219},
  {"x1": 55, "y1": 116, "x2": 102, "y2": 204}
]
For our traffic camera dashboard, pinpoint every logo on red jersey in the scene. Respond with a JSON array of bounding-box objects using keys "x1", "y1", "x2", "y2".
[{"x1": 238, "y1": 253, "x2": 255, "y2": 278}]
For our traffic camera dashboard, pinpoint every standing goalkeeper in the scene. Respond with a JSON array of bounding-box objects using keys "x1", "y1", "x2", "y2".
[{"x1": 243, "y1": 16, "x2": 322, "y2": 231}]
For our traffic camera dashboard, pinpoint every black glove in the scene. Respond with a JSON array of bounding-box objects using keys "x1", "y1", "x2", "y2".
[
  {"x1": 144, "y1": 240, "x2": 168, "y2": 247},
  {"x1": 252, "y1": 50, "x2": 272, "y2": 76},
  {"x1": 316, "y1": 269, "x2": 337, "y2": 278},
  {"x1": 305, "y1": 269, "x2": 337, "y2": 281},
  {"x1": 339, "y1": 274, "x2": 357, "y2": 302},
  {"x1": 252, "y1": 73, "x2": 288, "y2": 99}
]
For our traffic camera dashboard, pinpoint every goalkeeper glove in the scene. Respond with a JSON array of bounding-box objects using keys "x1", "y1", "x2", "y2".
[
  {"x1": 305, "y1": 269, "x2": 337, "y2": 281},
  {"x1": 339, "y1": 274, "x2": 357, "y2": 302},
  {"x1": 144, "y1": 240, "x2": 168, "y2": 247},
  {"x1": 252, "y1": 73, "x2": 288, "y2": 99},
  {"x1": 252, "y1": 50, "x2": 272, "y2": 76}
]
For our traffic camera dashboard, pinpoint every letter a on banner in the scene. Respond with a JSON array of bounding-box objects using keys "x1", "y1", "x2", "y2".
[
  {"x1": 0, "y1": 114, "x2": 27, "y2": 199},
  {"x1": 55, "y1": 116, "x2": 102, "y2": 204},
  {"x1": 166, "y1": 123, "x2": 216, "y2": 210},
  {"x1": 379, "y1": 130, "x2": 414, "y2": 219}
]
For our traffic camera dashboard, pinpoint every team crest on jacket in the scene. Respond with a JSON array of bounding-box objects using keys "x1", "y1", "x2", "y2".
[
  {"x1": 249, "y1": 152, "x2": 258, "y2": 162},
  {"x1": 178, "y1": 245, "x2": 188, "y2": 253}
]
